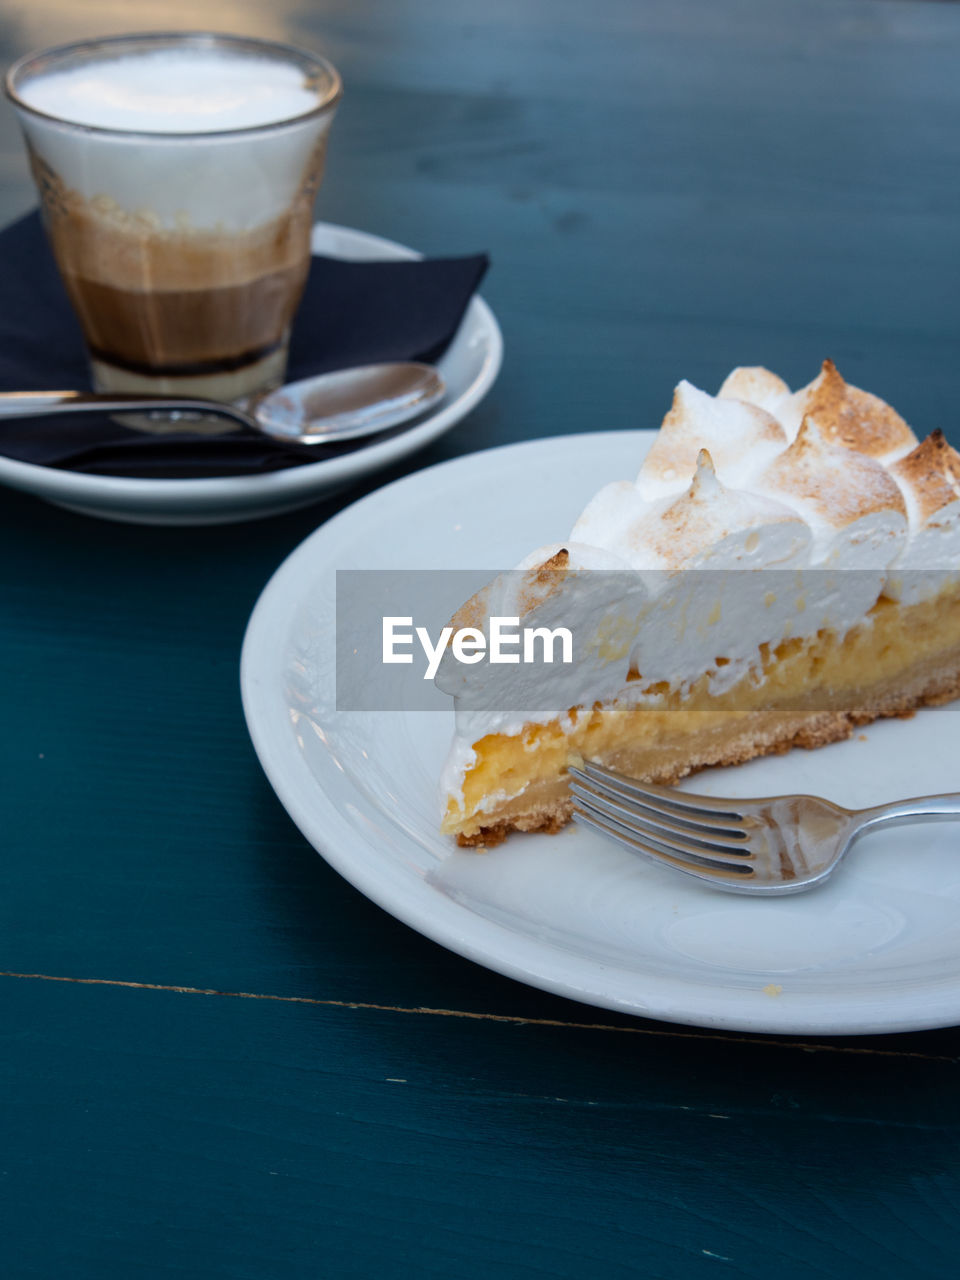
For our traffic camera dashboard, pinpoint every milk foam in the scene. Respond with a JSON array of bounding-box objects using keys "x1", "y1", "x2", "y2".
[
  {"x1": 12, "y1": 47, "x2": 338, "y2": 230},
  {"x1": 19, "y1": 51, "x2": 320, "y2": 133}
]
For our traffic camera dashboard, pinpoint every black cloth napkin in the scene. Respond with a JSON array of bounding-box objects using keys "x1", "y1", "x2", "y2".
[{"x1": 0, "y1": 212, "x2": 488, "y2": 478}]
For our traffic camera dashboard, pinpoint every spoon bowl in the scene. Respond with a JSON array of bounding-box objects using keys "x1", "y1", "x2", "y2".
[{"x1": 255, "y1": 362, "x2": 445, "y2": 443}]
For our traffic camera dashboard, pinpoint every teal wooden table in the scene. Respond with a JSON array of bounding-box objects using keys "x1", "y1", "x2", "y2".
[{"x1": 3, "y1": 1, "x2": 960, "y2": 1275}]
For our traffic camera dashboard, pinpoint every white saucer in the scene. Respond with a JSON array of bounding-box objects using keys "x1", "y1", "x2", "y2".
[
  {"x1": 0, "y1": 222, "x2": 502, "y2": 525},
  {"x1": 241, "y1": 431, "x2": 960, "y2": 1035}
]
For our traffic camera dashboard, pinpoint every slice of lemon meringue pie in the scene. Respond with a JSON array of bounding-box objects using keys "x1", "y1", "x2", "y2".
[{"x1": 437, "y1": 361, "x2": 960, "y2": 847}]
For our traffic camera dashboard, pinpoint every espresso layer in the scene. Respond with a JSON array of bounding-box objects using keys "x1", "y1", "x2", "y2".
[{"x1": 62, "y1": 266, "x2": 308, "y2": 372}]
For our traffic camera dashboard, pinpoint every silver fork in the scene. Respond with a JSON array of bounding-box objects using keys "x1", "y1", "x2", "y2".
[{"x1": 568, "y1": 761, "x2": 960, "y2": 895}]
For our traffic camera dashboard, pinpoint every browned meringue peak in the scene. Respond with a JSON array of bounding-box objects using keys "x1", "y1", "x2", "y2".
[
  {"x1": 637, "y1": 378, "x2": 787, "y2": 499},
  {"x1": 717, "y1": 366, "x2": 791, "y2": 414},
  {"x1": 445, "y1": 548, "x2": 571, "y2": 634},
  {"x1": 510, "y1": 547, "x2": 573, "y2": 619},
  {"x1": 448, "y1": 541, "x2": 632, "y2": 633},
  {"x1": 447, "y1": 580, "x2": 494, "y2": 634},
  {"x1": 891, "y1": 430, "x2": 960, "y2": 523},
  {"x1": 633, "y1": 449, "x2": 810, "y2": 569},
  {"x1": 757, "y1": 416, "x2": 907, "y2": 532},
  {"x1": 780, "y1": 359, "x2": 918, "y2": 461}
]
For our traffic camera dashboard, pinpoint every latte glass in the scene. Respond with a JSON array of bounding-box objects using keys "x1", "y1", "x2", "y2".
[{"x1": 5, "y1": 32, "x2": 341, "y2": 401}]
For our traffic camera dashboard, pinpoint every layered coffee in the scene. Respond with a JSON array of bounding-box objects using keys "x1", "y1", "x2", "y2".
[{"x1": 7, "y1": 37, "x2": 341, "y2": 400}]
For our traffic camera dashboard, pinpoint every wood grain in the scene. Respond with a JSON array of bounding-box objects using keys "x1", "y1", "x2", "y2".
[{"x1": 2, "y1": 977, "x2": 959, "y2": 1278}]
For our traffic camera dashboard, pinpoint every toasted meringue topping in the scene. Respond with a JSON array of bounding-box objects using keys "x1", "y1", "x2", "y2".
[
  {"x1": 780, "y1": 360, "x2": 918, "y2": 461},
  {"x1": 446, "y1": 549, "x2": 572, "y2": 637},
  {"x1": 572, "y1": 480, "x2": 648, "y2": 556},
  {"x1": 888, "y1": 432, "x2": 960, "y2": 598},
  {"x1": 891, "y1": 430, "x2": 960, "y2": 523},
  {"x1": 747, "y1": 417, "x2": 908, "y2": 572},
  {"x1": 506, "y1": 547, "x2": 571, "y2": 619},
  {"x1": 631, "y1": 451, "x2": 811, "y2": 570},
  {"x1": 636, "y1": 380, "x2": 787, "y2": 499},
  {"x1": 759, "y1": 416, "x2": 906, "y2": 522},
  {"x1": 717, "y1": 366, "x2": 791, "y2": 414},
  {"x1": 465, "y1": 542, "x2": 630, "y2": 632},
  {"x1": 446, "y1": 581, "x2": 493, "y2": 635}
]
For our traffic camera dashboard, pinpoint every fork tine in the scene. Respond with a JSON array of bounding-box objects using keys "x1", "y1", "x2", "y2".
[
  {"x1": 570, "y1": 782, "x2": 757, "y2": 867},
  {"x1": 569, "y1": 764, "x2": 746, "y2": 833},
  {"x1": 581, "y1": 761, "x2": 746, "y2": 820},
  {"x1": 572, "y1": 806, "x2": 756, "y2": 885}
]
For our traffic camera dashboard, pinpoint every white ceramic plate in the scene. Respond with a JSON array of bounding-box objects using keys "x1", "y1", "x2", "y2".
[
  {"x1": 241, "y1": 431, "x2": 960, "y2": 1035},
  {"x1": 0, "y1": 222, "x2": 502, "y2": 525}
]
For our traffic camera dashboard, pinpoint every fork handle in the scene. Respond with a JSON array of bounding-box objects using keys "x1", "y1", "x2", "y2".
[{"x1": 853, "y1": 793, "x2": 960, "y2": 836}]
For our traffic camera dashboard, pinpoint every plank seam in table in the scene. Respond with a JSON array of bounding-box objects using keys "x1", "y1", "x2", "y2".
[{"x1": 1, "y1": 969, "x2": 955, "y2": 1064}]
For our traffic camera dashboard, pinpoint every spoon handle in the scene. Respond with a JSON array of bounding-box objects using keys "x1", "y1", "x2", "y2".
[{"x1": 0, "y1": 390, "x2": 256, "y2": 430}]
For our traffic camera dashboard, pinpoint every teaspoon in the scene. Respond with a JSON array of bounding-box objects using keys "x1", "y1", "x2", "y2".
[{"x1": 0, "y1": 361, "x2": 446, "y2": 445}]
